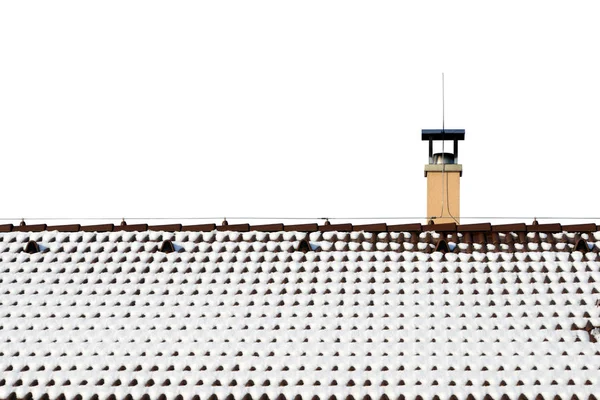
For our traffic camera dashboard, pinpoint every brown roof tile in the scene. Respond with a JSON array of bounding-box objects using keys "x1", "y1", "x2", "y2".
[
  {"x1": 352, "y1": 223, "x2": 387, "y2": 232},
  {"x1": 81, "y1": 224, "x2": 115, "y2": 232},
  {"x1": 13, "y1": 224, "x2": 47, "y2": 232},
  {"x1": 457, "y1": 223, "x2": 492, "y2": 232},
  {"x1": 47, "y1": 224, "x2": 81, "y2": 232},
  {"x1": 251, "y1": 224, "x2": 285, "y2": 232},
  {"x1": 527, "y1": 223, "x2": 562, "y2": 233},
  {"x1": 423, "y1": 222, "x2": 456, "y2": 232},
  {"x1": 492, "y1": 223, "x2": 527, "y2": 232},
  {"x1": 319, "y1": 223, "x2": 353, "y2": 232},
  {"x1": 115, "y1": 224, "x2": 149, "y2": 232},
  {"x1": 0, "y1": 224, "x2": 13, "y2": 232},
  {"x1": 387, "y1": 223, "x2": 422, "y2": 232},
  {"x1": 149, "y1": 224, "x2": 183, "y2": 232},
  {"x1": 217, "y1": 223, "x2": 250, "y2": 232},
  {"x1": 562, "y1": 223, "x2": 597, "y2": 233},
  {"x1": 1, "y1": 219, "x2": 599, "y2": 251},
  {"x1": 182, "y1": 224, "x2": 216, "y2": 232},
  {"x1": 284, "y1": 223, "x2": 319, "y2": 232}
]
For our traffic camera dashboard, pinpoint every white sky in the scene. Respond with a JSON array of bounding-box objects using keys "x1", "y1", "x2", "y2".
[{"x1": 1, "y1": 1, "x2": 599, "y2": 227}]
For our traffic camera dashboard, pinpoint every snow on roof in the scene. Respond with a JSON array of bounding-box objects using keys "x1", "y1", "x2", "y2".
[{"x1": 0, "y1": 227, "x2": 599, "y2": 400}]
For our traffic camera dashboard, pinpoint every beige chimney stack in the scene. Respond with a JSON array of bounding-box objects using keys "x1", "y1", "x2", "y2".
[{"x1": 422, "y1": 129, "x2": 465, "y2": 225}]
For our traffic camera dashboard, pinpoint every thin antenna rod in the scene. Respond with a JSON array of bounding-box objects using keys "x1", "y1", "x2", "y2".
[
  {"x1": 442, "y1": 73, "x2": 445, "y2": 133},
  {"x1": 438, "y1": 73, "x2": 446, "y2": 219},
  {"x1": 438, "y1": 72, "x2": 458, "y2": 224}
]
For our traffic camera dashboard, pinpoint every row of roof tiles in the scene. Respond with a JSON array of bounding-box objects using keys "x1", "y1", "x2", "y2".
[
  {"x1": 1, "y1": 221, "x2": 599, "y2": 234},
  {"x1": 0, "y1": 392, "x2": 597, "y2": 400}
]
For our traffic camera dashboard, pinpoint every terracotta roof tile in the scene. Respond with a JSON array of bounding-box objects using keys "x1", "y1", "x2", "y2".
[
  {"x1": 422, "y1": 222, "x2": 456, "y2": 232},
  {"x1": 563, "y1": 223, "x2": 598, "y2": 233},
  {"x1": 457, "y1": 222, "x2": 492, "y2": 232},
  {"x1": 527, "y1": 222, "x2": 563, "y2": 232},
  {"x1": 318, "y1": 223, "x2": 353, "y2": 232},
  {"x1": 149, "y1": 223, "x2": 183, "y2": 231},
  {"x1": 0, "y1": 224, "x2": 13, "y2": 232},
  {"x1": 115, "y1": 223, "x2": 149, "y2": 232},
  {"x1": 12, "y1": 223, "x2": 47, "y2": 232},
  {"x1": 81, "y1": 223, "x2": 114, "y2": 232},
  {"x1": 251, "y1": 223, "x2": 285, "y2": 232},
  {"x1": 284, "y1": 223, "x2": 319, "y2": 232},
  {"x1": 216, "y1": 223, "x2": 250, "y2": 232},
  {"x1": 492, "y1": 223, "x2": 527, "y2": 232},
  {"x1": 352, "y1": 223, "x2": 387, "y2": 232},
  {"x1": 387, "y1": 223, "x2": 422, "y2": 232},
  {"x1": 182, "y1": 223, "x2": 216, "y2": 231},
  {"x1": 46, "y1": 223, "x2": 81, "y2": 232}
]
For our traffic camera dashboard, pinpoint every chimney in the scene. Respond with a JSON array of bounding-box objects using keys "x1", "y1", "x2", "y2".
[{"x1": 422, "y1": 129, "x2": 465, "y2": 224}]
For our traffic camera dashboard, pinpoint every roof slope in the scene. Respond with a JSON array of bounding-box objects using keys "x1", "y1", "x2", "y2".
[{"x1": 1, "y1": 229, "x2": 599, "y2": 400}]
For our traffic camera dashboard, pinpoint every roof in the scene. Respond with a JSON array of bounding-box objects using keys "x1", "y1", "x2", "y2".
[
  {"x1": 1, "y1": 222, "x2": 599, "y2": 400},
  {"x1": 1, "y1": 220, "x2": 599, "y2": 234}
]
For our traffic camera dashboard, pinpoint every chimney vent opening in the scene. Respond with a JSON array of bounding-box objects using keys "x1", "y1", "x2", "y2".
[{"x1": 432, "y1": 152, "x2": 456, "y2": 165}]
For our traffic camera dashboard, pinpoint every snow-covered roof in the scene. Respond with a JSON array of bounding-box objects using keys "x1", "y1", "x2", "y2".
[{"x1": 1, "y1": 224, "x2": 599, "y2": 400}]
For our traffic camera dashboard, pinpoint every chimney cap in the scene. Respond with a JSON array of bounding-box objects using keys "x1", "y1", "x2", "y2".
[{"x1": 421, "y1": 129, "x2": 465, "y2": 141}]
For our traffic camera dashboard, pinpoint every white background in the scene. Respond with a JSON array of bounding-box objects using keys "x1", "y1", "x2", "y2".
[{"x1": 1, "y1": 1, "x2": 599, "y2": 227}]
